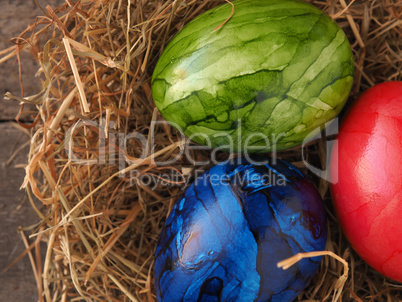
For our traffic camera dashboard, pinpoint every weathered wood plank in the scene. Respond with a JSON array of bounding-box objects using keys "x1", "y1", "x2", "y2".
[
  {"x1": 0, "y1": 1, "x2": 63, "y2": 301},
  {"x1": 0, "y1": 123, "x2": 41, "y2": 301},
  {"x1": 0, "y1": 0, "x2": 63, "y2": 121}
]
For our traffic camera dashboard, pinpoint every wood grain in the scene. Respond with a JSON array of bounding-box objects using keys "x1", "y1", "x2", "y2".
[
  {"x1": 0, "y1": 1, "x2": 40, "y2": 121},
  {"x1": 0, "y1": 0, "x2": 62, "y2": 121},
  {"x1": 0, "y1": 123, "x2": 41, "y2": 301},
  {"x1": 0, "y1": 1, "x2": 63, "y2": 301}
]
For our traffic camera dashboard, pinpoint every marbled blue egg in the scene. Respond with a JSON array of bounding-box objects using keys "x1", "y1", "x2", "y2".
[{"x1": 155, "y1": 157, "x2": 327, "y2": 302}]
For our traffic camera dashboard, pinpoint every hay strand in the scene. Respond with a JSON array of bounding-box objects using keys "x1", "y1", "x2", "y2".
[{"x1": 63, "y1": 38, "x2": 90, "y2": 113}]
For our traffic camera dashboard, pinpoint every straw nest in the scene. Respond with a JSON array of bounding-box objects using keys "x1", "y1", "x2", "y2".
[{"x1": 2, "y1": 0, "x2": 401, "y2": 301}]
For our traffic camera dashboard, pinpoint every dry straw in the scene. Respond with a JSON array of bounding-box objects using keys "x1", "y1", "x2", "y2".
[{"x1": 1, "y1": 0, "x2": 402, "y2": 301}]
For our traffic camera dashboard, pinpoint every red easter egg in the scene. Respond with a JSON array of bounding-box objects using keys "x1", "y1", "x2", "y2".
[{"x1": 330, "y1": 81, "x2": 402, "y2": 282}]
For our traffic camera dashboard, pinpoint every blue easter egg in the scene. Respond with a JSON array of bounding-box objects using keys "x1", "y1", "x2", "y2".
[{"x1": 154, "y1": 157, "x2": 327, "y2": 302}]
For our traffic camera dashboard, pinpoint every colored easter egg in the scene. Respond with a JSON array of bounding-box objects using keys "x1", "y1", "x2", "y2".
[
  {"x1": 155, "y1": 157, "x2": 327, "y2": 301},
  {"x1": 152, "y1": 0, "x2": 354, "y2": 152},
  {"x1": 330, "y1": 81, "x2": 402, "y2": 282}
]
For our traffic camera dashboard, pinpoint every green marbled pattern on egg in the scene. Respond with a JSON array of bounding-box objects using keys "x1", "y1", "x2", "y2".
[{"x1": 152, "y1": 0, "x2": 354, "y2": 152}]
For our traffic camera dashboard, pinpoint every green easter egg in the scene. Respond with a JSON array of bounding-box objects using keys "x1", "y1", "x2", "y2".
[{"x1": 152, "y1": 0, "x2": 354, "y2": 152}]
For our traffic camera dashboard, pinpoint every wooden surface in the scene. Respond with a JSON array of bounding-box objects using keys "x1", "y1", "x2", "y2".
[
  {"x1": 0, "y1": 124, "x2": 40, "y2": 302},
  {"x1": 0, "y1": 0, "x2": 41, "y2": 120},
  {"x1": 0, "y1": 1, "x2": 62, "y2": 301}
]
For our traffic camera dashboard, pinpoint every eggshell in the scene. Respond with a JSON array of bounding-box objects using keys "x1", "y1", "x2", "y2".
[
  {"x1": 155, "y1": 157, "x2": 327, "y2": 301},
  {"x1": 151, "y1": 0, "x2": 354, "y2": 153},
  {"x1": 330, "y1": 81, "x2": 402, "y2": 282}
]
